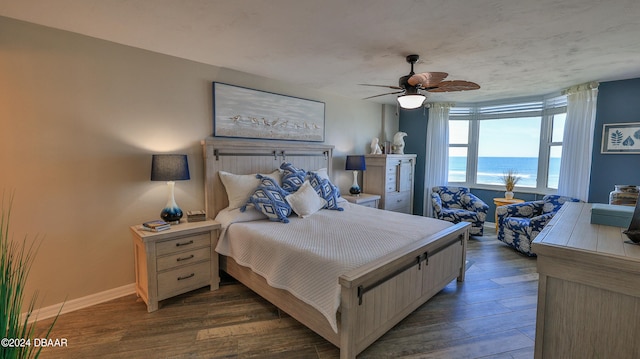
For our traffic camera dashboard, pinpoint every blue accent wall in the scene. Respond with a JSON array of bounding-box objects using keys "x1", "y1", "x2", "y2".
[
  {"x1": 589, "y1": 78, "x2": 640, "y2": 203},
  {"x1": 398, "y1": 108, "x2": 428, "y2": 215}
]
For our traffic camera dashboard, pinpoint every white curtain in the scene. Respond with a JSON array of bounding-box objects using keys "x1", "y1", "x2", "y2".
[
  {"x1": 557, "y1": 82, "x2": 599, "y2": 201},
  {"x1": 423, "y1": 103, "x2": 454, "y2": 217}
]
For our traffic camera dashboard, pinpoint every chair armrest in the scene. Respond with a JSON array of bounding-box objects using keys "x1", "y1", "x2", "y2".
[
  {"x1": 529, "y1": 212, "x2": 555, "y2": 231},
  {"x1": 465, "y1": 193, "x2": 489, "y2": 214},
  {"x1": 431, "y1": 193, "x2": 442, "y2": 218},
  {"x1": 496, "y1": 200, "x2": 544, "y2": 222}
]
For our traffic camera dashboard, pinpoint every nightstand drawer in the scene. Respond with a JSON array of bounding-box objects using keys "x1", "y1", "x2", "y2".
[
  {"x1": 360, "y1": 201, "x2": 378, "y2": 208},
  {"x1": 157, "y1": 261, "x2": 211, "y2": 300},
  {"x1": 156, "y1": 246, "x2": 211, "y2": 271},
  {"x1": 156, "y1": 232, "x2": 210, "y2": 256},
  {"x1": 386, "y1": 191, "x2": 411, "y2": 211}
]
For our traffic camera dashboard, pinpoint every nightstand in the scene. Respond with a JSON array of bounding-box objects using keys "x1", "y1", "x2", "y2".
[
  {"x1": 130, "y1": 219, "x2": 221, "y2": 312},
  {"x1": 343, "y1": 193, "x2": 381, "y2": 209},
  {"x1": 493, "y1": 198, "x2": 525, "y2": 231}
]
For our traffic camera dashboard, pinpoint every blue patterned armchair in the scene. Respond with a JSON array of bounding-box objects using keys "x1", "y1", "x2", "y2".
[
  {"x1": 496, "y1": 195, "x2": 581, "y2": 256},
  {"x1": 431, "y1": 186, "x2": 489, "y2": 236}
]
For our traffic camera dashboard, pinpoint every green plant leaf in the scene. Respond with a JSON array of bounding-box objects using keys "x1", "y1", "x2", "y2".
[{"x1": 1, "y1": 192, "x2": 61, "y2": 359}]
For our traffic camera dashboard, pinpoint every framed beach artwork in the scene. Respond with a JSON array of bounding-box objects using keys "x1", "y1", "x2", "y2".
[
  {"x1": 601, "y1": 122, "x2": 640, "y2": 154},
  {"x1": 213, "y1": 82, "x2": 325, "y2": 142}
]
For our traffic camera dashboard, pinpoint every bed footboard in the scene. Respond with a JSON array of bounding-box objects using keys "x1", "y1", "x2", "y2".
[
  {"x1": 218, "y1": 222, "x2": 468, "y2": 359},
  {"x1": 338, "y1": 222, "x2": 469, "y2": 358}
]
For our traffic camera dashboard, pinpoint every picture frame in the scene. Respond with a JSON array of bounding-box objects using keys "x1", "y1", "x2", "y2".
[
  {"x1": 213, "y1": 82, "x2": 325, "y2": 142},
  {"x1": 601, "y1": 122, "x2": 640, "y2": 154}
]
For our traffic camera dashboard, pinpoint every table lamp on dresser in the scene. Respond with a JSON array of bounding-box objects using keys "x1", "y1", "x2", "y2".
[
  {"x1": 345, "y1": 155, "x2": 366, "y2": 195},
  {"x1": 150, "y1": 154, "x2": 190, "y2": 224}
]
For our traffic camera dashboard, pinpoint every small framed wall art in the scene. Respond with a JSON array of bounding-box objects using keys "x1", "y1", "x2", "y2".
[
  {"x1": 601, "y1": 122, "x2": 640, "y2": 154},
  {"x1": 213, "y1": 82, "x2": 325, "y2": 142}
]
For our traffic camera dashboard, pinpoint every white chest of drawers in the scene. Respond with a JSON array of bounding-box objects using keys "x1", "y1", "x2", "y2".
[
  {"x1": 363, "y1": 154, "x2": 416, "y2": 214},
  {"x1": 130, "y1": 220, "x2": 220, "y2": 312}
]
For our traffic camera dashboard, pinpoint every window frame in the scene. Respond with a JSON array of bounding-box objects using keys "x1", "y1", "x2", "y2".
[{"x1": 448, "y1": 95, "x2": 567, "y2": 193}]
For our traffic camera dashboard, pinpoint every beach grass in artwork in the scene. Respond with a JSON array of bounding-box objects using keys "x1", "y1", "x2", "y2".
[{"x1": 213, "y1": 83, "x2": 325, "y2": 142}]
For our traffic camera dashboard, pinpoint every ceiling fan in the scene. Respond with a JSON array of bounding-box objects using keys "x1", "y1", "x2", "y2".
[{"x1": 360, "y1": 54, "x2": 480, "y2": 109}]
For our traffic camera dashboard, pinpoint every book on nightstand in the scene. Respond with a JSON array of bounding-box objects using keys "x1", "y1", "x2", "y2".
[
  {"x1": 141, "y1": 220, "x2": 171, "y2": 232},
  {"x1": 186, "y1": 210, "x2": 207, "y2": 222}
]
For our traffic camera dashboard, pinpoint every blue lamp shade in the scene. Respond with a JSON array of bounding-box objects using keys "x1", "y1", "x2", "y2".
[
  {"x1": 345, "y1": 155, "x2": 366, "y2": 171},
  {"x1": 345, "y1": 155, "x2": 366, "y2": 195},
  {"x1": 150, "y1": 154, "x2": 190, "y2": 181},
  {"x1": 150, "y1": 154, "x2": 190, "y2": 223}
]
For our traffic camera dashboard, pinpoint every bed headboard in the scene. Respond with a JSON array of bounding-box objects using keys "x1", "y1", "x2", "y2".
[{"x1": 202, "y1": 137, "x2": 334, "y2": 219}]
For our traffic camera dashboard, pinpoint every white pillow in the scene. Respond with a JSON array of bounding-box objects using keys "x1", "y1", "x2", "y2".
[
  {"x1": 313, "y1": 168, "x2": 330, "y2": 180},
  {"x1": 214, "y1": 206, "x2": 267, "y2": 228},
  {"x1": 219, "y1": 170, "x2": 282, "y2": 210},
  {"x1": 285, "y1": 180, "x2": 327, "y2": 218}
]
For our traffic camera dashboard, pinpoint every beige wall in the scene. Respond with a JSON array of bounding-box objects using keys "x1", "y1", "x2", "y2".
[{"x1": 0, "y1": 17, "x2": 393, "y2": 307}]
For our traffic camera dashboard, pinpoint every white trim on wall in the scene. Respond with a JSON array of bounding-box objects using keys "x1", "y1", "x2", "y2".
[{"x1": 24, "y1": 283, "x2": 136, "y2": 323}]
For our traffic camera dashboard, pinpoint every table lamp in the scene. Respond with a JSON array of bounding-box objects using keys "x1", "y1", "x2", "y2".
[
  {"x1": 151, "y1": 154, "x2": 190, "y2": 223},
  {"x1": 345, "y1": 155, "x2": 366, "y2": 195}
]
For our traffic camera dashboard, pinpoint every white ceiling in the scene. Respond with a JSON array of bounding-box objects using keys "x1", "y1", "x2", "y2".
[{"x1": 2, "y1": 0, "x2": 640, "y2": 104}]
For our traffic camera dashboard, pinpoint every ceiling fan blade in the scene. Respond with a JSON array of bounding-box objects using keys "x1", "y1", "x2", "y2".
[
  {"x1": 362, "y1": 91, "x2": 405, "y2": 100},
  {"x1": 359, "y1": 84, "x2": 403, "y2": 90},
  {"x1": 407, "y1": 72, "x2": 448, "y2": 87},
  {"x1": 428, "y1": 80, "x2": 480, "y2": 92}
]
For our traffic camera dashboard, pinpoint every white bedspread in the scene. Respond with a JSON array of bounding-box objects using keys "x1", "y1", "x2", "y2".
[{"x1": 215, "y1": 202, "x2": 453, "y2": 333}]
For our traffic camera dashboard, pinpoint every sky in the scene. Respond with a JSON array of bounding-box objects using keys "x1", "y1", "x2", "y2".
[{"x1": 449, "y1": 114, "x2": 565, "y2": 158}]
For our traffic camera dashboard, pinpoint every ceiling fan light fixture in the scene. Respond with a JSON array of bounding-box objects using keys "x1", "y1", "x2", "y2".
[{"x1": 397, "y1": 94, "x2": 425, "y2": 109}]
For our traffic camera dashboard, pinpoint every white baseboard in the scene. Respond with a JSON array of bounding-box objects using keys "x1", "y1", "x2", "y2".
[{"x1": 26, "y1": 283, "x2": 136, "y2": 323}]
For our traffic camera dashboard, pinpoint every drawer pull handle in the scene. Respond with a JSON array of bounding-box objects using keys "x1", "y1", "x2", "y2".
[
  {"x1": 176, "y1": 240, "x2": 194, "y2": 247},
  {"x1": 177, "y1": 273, "x2": 195, "y2": 281},
  {"x1": 176, "y1": 254, "x2": 195, "y2": 262}
]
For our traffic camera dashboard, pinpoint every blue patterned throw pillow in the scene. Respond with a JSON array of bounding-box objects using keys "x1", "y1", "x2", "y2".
[
  {"x1": 307, "y1": 172, "x2": 343, "y2": 211},
  {"x1": 280, "y1": 162, "x2": 306, "y2": 193},
  {"x1": 241, "y1": 175, "x2": 292, "y2": 223}
]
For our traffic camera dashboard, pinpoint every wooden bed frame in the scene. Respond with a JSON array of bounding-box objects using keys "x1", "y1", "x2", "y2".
[{"x1": 203, "y1": 137, "x2": 469, "y2": 359}]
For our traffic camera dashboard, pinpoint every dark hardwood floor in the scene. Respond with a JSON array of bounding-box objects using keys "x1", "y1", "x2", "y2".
[{"x1": 35, "y1": 227, "x2": 538, "y2": 358}]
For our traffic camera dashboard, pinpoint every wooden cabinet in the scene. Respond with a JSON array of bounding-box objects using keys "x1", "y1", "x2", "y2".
[
  {"x1": 531, "y1": 203, "x2": 640, "y2": 358},
  {"x1": 130, "y1": 220, "x2": 221, "y2": 312},
  {"x1": 363, "y1": 154, "x2": 416, "y2": 214}
]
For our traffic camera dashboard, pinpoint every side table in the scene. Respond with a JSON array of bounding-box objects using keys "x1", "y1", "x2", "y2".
[
  {"x1": 493, "y1": 197, "x2": 525, "y2": 231},
  {"x1": 342, "y1": 193, "x2": 381, "y2": 209},
  {"x1": 130, "y1": 219, "x2": 221, "y2": 312}
]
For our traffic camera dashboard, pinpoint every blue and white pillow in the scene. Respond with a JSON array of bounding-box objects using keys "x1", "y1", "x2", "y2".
[
  {"x1": 241, "y1": 175, "x2": 292, "y2": 223},
  {"x1": 307, "y1": 172, "x2": 343, "y2": 211},
  {"x1": 280, "y1": 162, "x2": 306, "y2": 193}
]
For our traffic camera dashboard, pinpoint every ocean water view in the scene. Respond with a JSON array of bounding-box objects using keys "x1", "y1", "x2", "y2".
[{"x1": 449, "y1": 157, "x2": 561, "y2": 188}]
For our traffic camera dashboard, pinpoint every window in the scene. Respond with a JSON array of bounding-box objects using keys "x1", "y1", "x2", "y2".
[
  {"x1": 448, "y1": 96, "x2": 567, "y2": 192},
  {"x1": 448, "y1": 117, "x2": 469, "y2": 183},
  {"x1": 477, "y1": 116, "x2": 541, "y2": 187},
  {"x1": 546, "y1": 113, "x2": 565, "y2": 189}
]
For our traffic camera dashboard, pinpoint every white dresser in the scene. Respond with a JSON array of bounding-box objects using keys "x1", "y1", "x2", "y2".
[
  {"x1": 363, "y1": 154, "x2": 416, "y2": 214},
  {"x1": 532, "y1": 202, "x2": 640, "y2": 358}
]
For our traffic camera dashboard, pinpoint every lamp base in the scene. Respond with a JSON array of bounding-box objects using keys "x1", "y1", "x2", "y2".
[
  {"x1": 161, "y1": 181, "x2": 183, "y2": 224},
  {"x1": 350, "y1": 170, "x2": 361, "y2": 195},
  {"x1": 161, "y1": 206, "x2": 183, "y2": 224}
]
